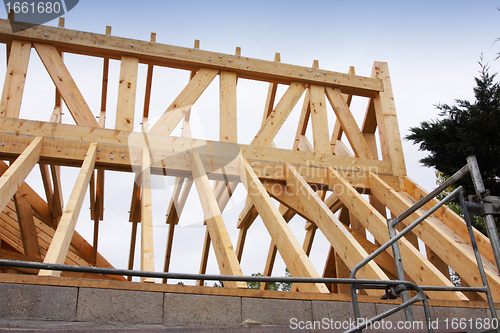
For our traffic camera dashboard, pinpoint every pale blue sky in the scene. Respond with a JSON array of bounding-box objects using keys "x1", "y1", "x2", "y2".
[{"x1": 3, "y1": 1, "x2": 500, "y2": 282}]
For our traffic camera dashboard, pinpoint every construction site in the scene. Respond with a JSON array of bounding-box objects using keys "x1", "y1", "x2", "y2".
[{"x1": 0, "y1": 12, "x2": 499, "y2": 333}]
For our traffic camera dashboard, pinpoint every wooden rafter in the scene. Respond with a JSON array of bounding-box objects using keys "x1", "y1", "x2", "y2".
[
  {"x1": 39, "y1": 143, "x2": 97, "y2": 277},
  {"x1": 329, "y1": 167, "x2": 466, "y2": 301},
  {"x1": 369, "y1": 172, "x2": 500, "y2": 301},
  {"x1": 240, "y1": 157, "x2": 328, "y2": 293}
]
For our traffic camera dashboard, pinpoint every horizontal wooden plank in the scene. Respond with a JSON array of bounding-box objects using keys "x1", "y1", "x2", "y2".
[
  {"x1": 0, "y1": 19, "x2": 383, "y2": 97},
  {"x1": 0, "y1": 117, "x2": 399, "y2": 191}
]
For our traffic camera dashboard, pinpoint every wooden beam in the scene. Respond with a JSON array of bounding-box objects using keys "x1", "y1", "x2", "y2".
[
  {"x1": 361, "y1": 99, "x2": 377, "y2": 134},
  {"x1": 163, "y1": 178, "x2": 193, "y2": 280},
  {"x1": 149, "y1": 68, "x2": 218, "y2": 135},
  {"x1": 303, "y1": 225, "x2": 316, "y2": 256},
  {"x1": 192, "y1": 152, "x2": 246, "y2": 288},
  {"x1": 0, "y1": 20, "x2": 384, "y2": 97},
  {"x1": 371, "y1": 62, "x2": 406, "y2": 178},
  {"x1": 13, "y1": 193, "x2": 41, "y2": 258},
  {"x1": 325, "y1": 87, "x2": 373, "y2": 159},
  {"x1": 166, "y1": 179, "x2": 193, "y2": 226},
  {"x1": 116, "y1": 56, "x2": 139, "y2": 131},
  {"x1": 236, "y1": 53, "x2": 280, "y2": 256},
  {"x1": 220, "y1": 70, "x2": 237, "y2": 143},
  {"x1": 129, "y1": 181, "x2": 141, "y2": 223},
  {"x1": 252, "y1": 82, "x2": 307, "y2": 147},
  {"x1": 127, "y1": 221, "x2": 138, "y2": 281},
  {"x1": 293, "y1": 90, "x2": 311, "y2": 151},
  {"x1": 143, "y1": 32, "x2": 156, "y2": 119},
  {"x1": 163, "y1": 110, "x2": 194, "y2": 278},
  {"x1": 323, "y1": 246, "x2": 338, "y2": 293},
  {"x1": 50, "y1": 164, "x2": 63, "y2": 219},
  {"x1": 0, "y1": 137, "x2": 42, "y2": 215},
  {"x1": 0, "y1": 193, "x2": 121, "y2": 276},
  {"x1": 39, "y1": 163, "x2": 54, "y2": 223},
  {"x1": 329, "y1": 167, "x2": 467, "y2": 301},
  {"x1": 260, "y1": 204, "x2": 296, "y2": 290},
  {"x1": 90, "y1": 171, "x2": 99, "y2": 264},
  {"x1": 260, "y1": 239, "x2": 278, "y2": 291},
  {"x1": 99, "y1": 25, "x2": 112, "y2": 127},
  {"x1": 140, "y1": 147, "x2": 155, "y2": 283},
  {"x1": 263, "y1": 53, "x2": 280, "y2": 121},
  {"x1": 96, "y1": 168, "x2": 104, "y2": 221},
  {"x1": 404, "y1": 176, "x2": 495, "y2": 265},
  {"x1": 0, "y1": 39, "x2": 30, "y2": 118},
  {"x1": 369, "y1": 172, "x2": 500, "y2": 301},
  {"x1": 331, "y1": 66, "x2": 355, "y2": 151},
  {"x1": 162, "y1": 220, "x2": 175, "y2": 283},
  {"x1": 39, "y1": 143, "x2": 97, "y2": 277},
  {"x1": 235, "y1": 226, "x2": 247, "y2": 263},
  {"x1": 309, "y1": 85, "x2": 330, "y2": 154},
  {"x1": 0, "y1": 117, "x2": 399, "y2": 190},
  {"x1": 282, "y1": 165, "x2": 389, "y2": 288},
  {"x1": 239, "y1": 157, "x2": 328, "y2": 293},
  {"x1": 33, "y1": 43, "x2": 98, "y2": 127},
  {"x1": 189, "y1": 40, "x2": 200, "y2": 80},
  {"x1": 197, "y1": 228, "x2": 211, "y2": 287},
  {"x1": 55, "y1": 17, "x2": 64, "y2": 108}
]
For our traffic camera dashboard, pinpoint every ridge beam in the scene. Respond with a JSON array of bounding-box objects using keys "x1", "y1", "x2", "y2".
[{"x1": 0, "y1": 19, "x2": 383, "y2": 97}]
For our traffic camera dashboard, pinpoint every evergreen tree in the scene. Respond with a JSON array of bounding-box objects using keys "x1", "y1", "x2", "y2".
[
  {"x1": 247, "y1": 268, "x2": 292, "y2": 291},
  {"x1": 406, "y1": 60, "x2": 500, "y2": 202}
]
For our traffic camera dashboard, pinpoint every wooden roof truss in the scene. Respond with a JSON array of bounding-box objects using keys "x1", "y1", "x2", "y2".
[{"x1": 0, "y1": 18, "x2": 497, "y2": 302}]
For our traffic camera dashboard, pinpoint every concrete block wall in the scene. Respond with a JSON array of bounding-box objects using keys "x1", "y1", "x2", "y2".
[{"x1": 0, "y1": 283, "x2": 493, "y2": 328}]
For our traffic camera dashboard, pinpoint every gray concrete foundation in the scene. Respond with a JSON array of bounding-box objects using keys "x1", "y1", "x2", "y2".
[{"x1": 0, "y1": 282, "x2": 495, "y2": 330}]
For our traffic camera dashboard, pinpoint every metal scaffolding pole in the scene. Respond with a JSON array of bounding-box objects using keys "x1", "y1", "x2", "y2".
[{"x1": 467, "y1": 155, "x2": 500, "y2": 274}]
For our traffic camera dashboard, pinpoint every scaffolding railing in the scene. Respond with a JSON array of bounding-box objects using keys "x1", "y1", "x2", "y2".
[{"x1": 349, "y1": 155, "x2": 500, "y2": 332}]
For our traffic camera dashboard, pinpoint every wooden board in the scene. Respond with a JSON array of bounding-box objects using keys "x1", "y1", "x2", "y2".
[
  {"x1": 0, "y1": 39, "x2": 30, "y2": 118},
  {"x1": 34, "y1": 43, "x2": 98, "y2": 127},
  {"x1": 239, "y1": 157, "x2": 329, "y2": 293},
  {"x1": 115, "y1": 56, "x2": 139, "y2": 131},
  {"x1": 39, "y1": 143, "x2": 97, "y2": 277},
  {"x1": 0, "y1": 19, "x2": 383, "y2": 97},
  {"x1": 0, "y1": 137, "x2": 42, "y2": 215}
]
